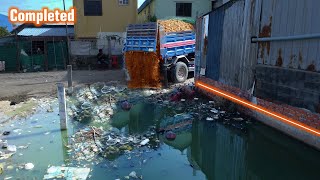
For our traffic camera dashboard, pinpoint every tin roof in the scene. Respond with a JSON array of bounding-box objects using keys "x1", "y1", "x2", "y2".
[{"x1": 17, "y1": 26, "x2": 74, "y2": 37}]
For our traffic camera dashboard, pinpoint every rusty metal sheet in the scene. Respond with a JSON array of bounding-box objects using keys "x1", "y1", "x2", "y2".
[{"x1": 257, "y1": 0, "x2": 320, "y2": 72}]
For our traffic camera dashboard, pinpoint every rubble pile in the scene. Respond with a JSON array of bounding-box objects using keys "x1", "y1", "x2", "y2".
[{"x1": 158, "y1": 19, "x2": 194, "y2": 33}]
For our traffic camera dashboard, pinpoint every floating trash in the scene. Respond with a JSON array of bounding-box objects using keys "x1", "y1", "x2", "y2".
[
  {"x1": 106, "y1": 139, "x2": 117, "y2": 146},
  {"x1": 129, "y1": 171, "x2": 138, "y2": 179},
  {"x1": 210, "y1": 108, "x2": 219, "y2": 114},
  {"x1": 121, "y1": 101, "x2": 132, "y2": 111},
  {"x1": 81, "y1": 102, "x2": 92, "y2": 110},
  {"x1": 44, "y1": 166, "x2": 90, "y2": 180},
  {"x1": 7, "y1": 145, "x2": 16, "y2": 152},
  {"x1": 101, "y1": 86, "x2": 112, "y2": 94},
  {"x1": 206, "y1": 117, "x2": 214, "y2": 121},
  {"x1": 233, "y1": 117, "x2": 244, "y2": 122},
  {"x1": 140, "y1": 139, "x2": 150, "y2": 146},
  {"x1": 2, "y1": 131, "x2": 10, "y2": 136},
  {"x1": 24, "y1": 163, "x2": 34, "y2": 170},
  {"x1": 165, "y1": 131, "x2": 176, "y2": 141}
]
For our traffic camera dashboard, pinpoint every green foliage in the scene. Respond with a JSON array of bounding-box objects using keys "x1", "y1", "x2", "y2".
[
  {"x1": 148, "y1": 15, "x2": 157, "y2": 22},
  {"x1": 0, "y1": 27, "x2": 10, "y2": 37}
]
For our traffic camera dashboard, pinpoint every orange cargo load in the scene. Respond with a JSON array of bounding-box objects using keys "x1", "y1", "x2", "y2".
[{"x1": 125, "y1": 51, "x2": 161, "y2": 89}]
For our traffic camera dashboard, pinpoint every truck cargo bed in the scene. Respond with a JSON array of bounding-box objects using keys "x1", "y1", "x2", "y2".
[{"x1": 124, "y1": 23, "x2": 196, "y2": 59}]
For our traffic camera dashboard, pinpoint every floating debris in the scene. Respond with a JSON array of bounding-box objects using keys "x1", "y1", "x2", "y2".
[
  {"x1": 165, "y1": 131, "x2": 176, "y2": 141},
  {"x1": 206, "y1": 117, "x2": 214, "y2": 121},
  {"x1": 24, "y1": 163, "x2": 34, "y2": 170},
  {"x1": 233, "y1": 117, "x2": 244, "y2": 122},
  {"x1": 129, "y1": 171, "x2": 138, "y2": 179},
  {"x1": 0, "y1": 153, "x2": 14, "y2": 160},
  {"x1": 44, "y1": 166, "x2": 90, "y2": 180},
  {"x1": 2, "y1": 131, "x2": 10, "y2": 136},
  {"x1": 7, "y1": 145, "x2": 16, "y2": 152},
  {"x1": 140, "y1": 139, "x2": 150, "y2": 146},
  {"x1": 210, "y1": 108, "x2": 219, "y2": 114},
  {"x1": 81, "y1": 102, "x2": 92, "y2": 110}
]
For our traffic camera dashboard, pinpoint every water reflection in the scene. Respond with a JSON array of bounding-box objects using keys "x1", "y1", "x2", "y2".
[
  {"x1": 110, "y1": 101, "x2": 320, "y2": 180},
  {"x1": 190, "y1": 120, "x2": 320, "y2": 180}
]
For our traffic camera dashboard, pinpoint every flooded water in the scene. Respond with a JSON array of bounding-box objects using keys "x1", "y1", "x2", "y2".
[{"x1": 1, "y1": 98, "x2": 320, "y2": 180}]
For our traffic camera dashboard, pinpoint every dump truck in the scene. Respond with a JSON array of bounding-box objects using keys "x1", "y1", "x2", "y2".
[{"x1": 124, "y1": 21, "x2": 195, "y2": 86}]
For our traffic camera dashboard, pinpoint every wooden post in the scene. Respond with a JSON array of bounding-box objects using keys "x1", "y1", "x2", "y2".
[
  {"x1": 67, "y1": 65, "x2": 73, "y2": 94},
  {"x1": 44, "y1": 39, "x2": 48, "y2": 71},
  {"x1": 15, "y1": 32, "x2": 21, "y2": 72},
  {"x1": 67, "y1": 65, "x2": 73, "y2": 87},
  {"x1": 57, "y1": 83, "x2": 67, "y2": 130}
]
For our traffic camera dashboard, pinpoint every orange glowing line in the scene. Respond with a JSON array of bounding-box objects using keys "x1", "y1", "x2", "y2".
[{"x1": 196, "y1": 81, "x2": 320, "y2": 137}]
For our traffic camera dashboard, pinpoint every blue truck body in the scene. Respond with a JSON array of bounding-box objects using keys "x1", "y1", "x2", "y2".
[{"x1": 124, "y1": 22, "x2": 196, "y2": 62}]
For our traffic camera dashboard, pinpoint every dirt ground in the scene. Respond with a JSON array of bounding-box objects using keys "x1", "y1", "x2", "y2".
[{"x1": 0, "y1": 70, "x2": 126, "y2": 102}]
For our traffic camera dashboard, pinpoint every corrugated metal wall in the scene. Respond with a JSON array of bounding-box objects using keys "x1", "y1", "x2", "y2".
[
  {"x1": 194, "y1": 17, "x2": 203, "y2": 78},
  {"x1": 196, "y1": 0, "x2": 320, "y2": 112},
  {"x1": 197, "y1": 0, "x2": 320, "y2": 89},
  {"x1": 218, "y1": 1, "x2": 245, "y2": 86},
  {"x1": 199, "y1": 0, "x2": 258, "y2": 89},
  {"x1": 205, "y1": 7, "x2": 225, "y2": 81},
  {"x1": 257, "y1": 0, "x2": 320, "y2": 72}
]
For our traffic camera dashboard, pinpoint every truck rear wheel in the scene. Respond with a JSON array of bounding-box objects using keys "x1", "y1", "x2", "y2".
[{"x1": 172, "y1": 62, "x2": 188, "y2": 83}]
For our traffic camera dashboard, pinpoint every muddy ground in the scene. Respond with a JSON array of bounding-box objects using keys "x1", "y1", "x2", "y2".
[{"x1": 0, "y1": 70, "x2": 127, "y2": 103}]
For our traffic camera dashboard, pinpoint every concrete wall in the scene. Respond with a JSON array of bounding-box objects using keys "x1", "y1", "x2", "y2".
[
  {"x1": 255, "y1": 65, "x2": 320, "y2": 113},
  {"x1": 137, "y1": 0, "x2": 156, "y2": 23},
  {"x1": 71, "y1": 32, "x2": 126, "y2": 56},
  {"x1": 73, "y1": 0, "x2": 137, "y2": 38},
  {"x1": 154, "y1": 0, "x2": 212, "y2": 20}
]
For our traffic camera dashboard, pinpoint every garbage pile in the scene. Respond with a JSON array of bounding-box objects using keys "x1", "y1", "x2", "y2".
[
  {"x1": 158, "y1": 19, "x2": 195, "y2": 33},
  {"x1": 67, "y1": 83, "x2": 251, "y2": 168},
  {"x1": 69, "y1": 126, "x2": 160, "y2": 163}
]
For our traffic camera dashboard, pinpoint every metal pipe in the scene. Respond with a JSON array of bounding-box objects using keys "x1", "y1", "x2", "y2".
[{"x1": 252, "y1": 33, "x2": 320, "y2": 42}]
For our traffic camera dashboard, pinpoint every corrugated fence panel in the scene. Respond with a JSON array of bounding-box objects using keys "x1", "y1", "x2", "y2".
[
  {"x1": 47, "y1": 42, "x2": 67, "y2": 70},
  {"x1": 219, "y1": 1, "x2": 245, "y2": 87},
  {"x1": 205, "y1": 6, "x2": 225, "y2": 80},
  {"x1": 258, "y1": 0, "x2": 320, "y2": 72},
  {"x1": 195, "y1": 17, "x2": 203, "y2": 78}
]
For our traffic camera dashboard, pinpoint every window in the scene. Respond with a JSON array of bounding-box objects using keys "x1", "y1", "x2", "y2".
[
  {"x1": 119, "y1": 0, "x2": 129, "y2": 5},
  {"x1": 84, "y1": 0, "x2": 102, "y2": 16},
  {"x1": 176, "y1": 3, "x2": 192, "y2": 17}
]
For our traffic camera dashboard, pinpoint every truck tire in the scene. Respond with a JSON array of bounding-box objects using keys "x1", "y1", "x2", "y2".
[{"x1": 172, "y1": 62, "x2": 188, "y2": 83}]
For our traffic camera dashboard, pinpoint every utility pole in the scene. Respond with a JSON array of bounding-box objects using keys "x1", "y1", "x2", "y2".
[{"x1": 63, "y1": 0, "x2": 71, "y2": 67}]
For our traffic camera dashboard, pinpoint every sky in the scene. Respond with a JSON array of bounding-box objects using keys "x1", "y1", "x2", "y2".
[{"x1": 0, "y1": 0, "x2": 146, "y2": 15}]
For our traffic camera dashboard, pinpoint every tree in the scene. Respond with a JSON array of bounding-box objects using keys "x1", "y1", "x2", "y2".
[{"x1": 0, "y1": 27, "x2": 10, "y2": 37}]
